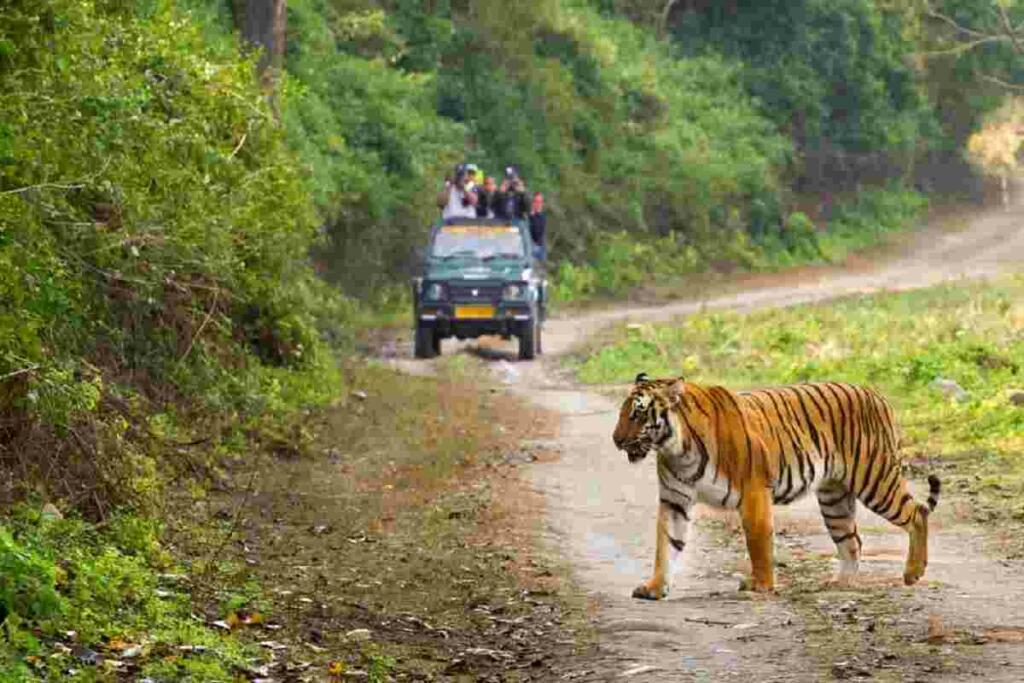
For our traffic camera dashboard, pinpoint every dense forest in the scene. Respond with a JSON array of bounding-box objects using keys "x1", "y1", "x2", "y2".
[
  {"x1": 3, "y1": 0, "x2": 1024, "y2": 678},
  {"x1": 191, "y1": 0, "x2": 1022, "y2": 297}
]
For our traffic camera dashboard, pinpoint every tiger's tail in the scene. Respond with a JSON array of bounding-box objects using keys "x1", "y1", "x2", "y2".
[{"x1": 925, "y1": 474, "x2": 941, "y2": 513}]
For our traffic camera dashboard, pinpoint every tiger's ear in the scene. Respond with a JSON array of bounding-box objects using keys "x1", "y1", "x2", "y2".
[
  {"x1": 635, "y1": 372, "x2": 650, "y2": 384},
  {"x1": 666, "y1": 377, "x2": 686, "y2": 401}
]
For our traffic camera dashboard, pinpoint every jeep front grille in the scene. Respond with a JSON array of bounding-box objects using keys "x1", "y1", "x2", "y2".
[{"x1": 449, "y1": 284, "x2": 502, "y2": 302}]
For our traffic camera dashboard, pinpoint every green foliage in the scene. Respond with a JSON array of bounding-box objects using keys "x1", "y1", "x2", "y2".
[
  {"x1": 551, "y1": 231, "x2": 700, "y2": 301},
  {"x1": 281, "y1": 0, "x2": 465, "y2": 295},
  {"x1": 222, "y1": 0, "x2": 792, "y2": 291},
  {"x1": 0, "y1": 528, "x2": 62, "y2": 625},
  {"x1": 551, "y1": 187, "x2": 926, "y2": 302},
  {"x1": 816, "y1": 187, "x2": 928, "y2": 261},
  {"x1": 0, "y1": 0, "x2": 345, "y2": 481},
  {"x1": 671, "y1": 0, "x2": 938, "y2": 153},
  {"x1": 440, "y1": 2, "x2": 791, "y2": 260},
  {"x1": 915, "y1": 0, "x2": 1024, "y2": 142},
  {"x1": 0, "y1": 508, "x2": 258, "y2": 680}
]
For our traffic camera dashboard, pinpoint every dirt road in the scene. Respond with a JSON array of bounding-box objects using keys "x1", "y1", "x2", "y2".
[
  {"x1": 456, "y1": 204, "x2": 1024, "y2": 683},
  {"x1": 393, "y1": 203, "x2": 1024, "y2": 681}
]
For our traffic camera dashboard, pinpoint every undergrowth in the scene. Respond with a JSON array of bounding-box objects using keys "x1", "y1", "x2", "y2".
[
  {"x1": 0, "y1": 1, "x2": 348, "y2": 678},
  {"x1": 0, "y1": 506, "x2": 264, "y2": 680},
  {"x1": 550, "y1": 187, "x2": 927, "y2": 304}
]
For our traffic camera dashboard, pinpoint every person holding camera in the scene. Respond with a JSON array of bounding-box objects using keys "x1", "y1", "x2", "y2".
[
  {"x1": 437, "y1": 164, "x2": 478, "y2": 220},
  {"x1": 494, "y1": 165, "x2": 528, "y2": 220},
  {"x1": 475, "y1": 175, "x2": 498, "y2": 219}
]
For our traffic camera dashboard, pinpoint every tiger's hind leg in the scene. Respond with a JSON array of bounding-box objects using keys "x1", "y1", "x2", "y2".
[
  {"x1": 817, "y1": 482, "x2": 861, "y2": 583},
  {"x1": 859, "y1": 468, "x2": 941, "y2": 586}
]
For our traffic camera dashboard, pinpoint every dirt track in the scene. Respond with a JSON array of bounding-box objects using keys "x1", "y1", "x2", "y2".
[{"x1": 392, "y1": 202, "x2": 1024, "y2": 681}]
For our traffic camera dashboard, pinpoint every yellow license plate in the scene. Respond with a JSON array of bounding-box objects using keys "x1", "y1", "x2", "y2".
[{"x1": 455, "y1": 305, "x2": 495, "y2": 319}]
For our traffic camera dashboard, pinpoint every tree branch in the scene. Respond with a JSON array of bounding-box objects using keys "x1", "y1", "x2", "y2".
[
  {"x1": 179, "y1": 287, "x2": 221, "y2": 362},
  {"x1": 980, "y1": 73, "x2": 1024, "y2": 91},
  {"x1": 0, "y1": 365, "x2": 39, "y2": 382},
  {"x1": 922, "y1": 0, "x2": 994, "y2": 39},
  {"x1": 919, "y1": 35, "x2": 1009, "y2": 58},
  {"x1": 997, "y1": 2, "x2": 1024, "y2": 53}
]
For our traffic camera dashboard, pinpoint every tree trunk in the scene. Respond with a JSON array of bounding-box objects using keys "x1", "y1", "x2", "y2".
[{"x1": 233, "y1": 0, "x2": 287, "y2": 99}]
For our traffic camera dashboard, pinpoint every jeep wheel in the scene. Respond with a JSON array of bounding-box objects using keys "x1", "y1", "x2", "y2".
[
  {"x1": 432, "y1": 333, "x2": 442, "y2": 356},
  {"x1": 414, "y1": 326, "x2": 436, "y2": 359},
  {"x1": 518, "y1": 320, "x2": 537, "y2": 360},
  {"x1": 536, "y1": 323, "x2": 542, "y2": 355}
]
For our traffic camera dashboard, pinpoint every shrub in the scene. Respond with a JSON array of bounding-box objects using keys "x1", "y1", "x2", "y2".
[{"x1": 0, "y1": 528, "x2": 62, "y2": 625}]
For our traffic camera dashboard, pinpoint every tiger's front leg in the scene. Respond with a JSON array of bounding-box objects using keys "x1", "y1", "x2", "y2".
[
  {"x1": 633, "y1": 497, "x2": 691, "y2": 600},
  {"x1": 738, "y1": 485, "x2": 775, "y2": 592}
]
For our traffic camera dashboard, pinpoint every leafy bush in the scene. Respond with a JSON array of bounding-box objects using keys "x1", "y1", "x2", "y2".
[
  {"x1": 550, "y1": 231, "x2": 701, "y2": 301},
  {"x1": 0, "y1": 0, "x2": 344, "y2": 508},
  {"x1": 0, "y1": 508, "x2": 256, "y2": 680},
  {"x1": 550, "y1": 186, "x2": 926, "y2": 302},
  {"x1": 817, "y1": 187, "x2": 929, "y2": 261},
  {"x1": 670, "y1": 0, "x2": 937, "y2": 155},
  {"x1": 0, "y1": 528, "x2": 62, "y2": 625}
]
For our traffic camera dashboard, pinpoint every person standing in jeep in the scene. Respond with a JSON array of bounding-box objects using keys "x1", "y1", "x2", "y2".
[
  {"x1": 494, "y1": 166, "x2": 529, "y2": 220},
  {"x1": 529, "y1": 191, "x2": 546, "y2": 261},
  {"x1": 437, "y1": 164, "x2": 478, "y2": 220}
]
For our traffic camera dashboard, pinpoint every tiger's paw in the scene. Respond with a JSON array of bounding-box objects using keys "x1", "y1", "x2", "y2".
[
  {"x1": 737, "y1": 576, "x2": 775, "y2": 593},
  {"x1": 903, "y1": 563, "x2": 926, "y2": 586},
  {"x1": 631, "y1": 581, "x2": 667, "y2": 600},
  {"x1": 824, "y1": 575, "x2": 857, "y2": 589}
]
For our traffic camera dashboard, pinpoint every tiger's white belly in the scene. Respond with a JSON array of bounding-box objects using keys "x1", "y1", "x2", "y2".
[
  {"x1": 691, "y1": 462, "x2": 827, "y2": 510},
  {"x1": 694, "y1": 471, "x2": 741, "y2": 509}
]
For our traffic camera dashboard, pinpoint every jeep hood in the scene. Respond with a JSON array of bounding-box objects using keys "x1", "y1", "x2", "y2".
[{"x1": 425, "y1": 258, "x2": 531, "y2": 282}]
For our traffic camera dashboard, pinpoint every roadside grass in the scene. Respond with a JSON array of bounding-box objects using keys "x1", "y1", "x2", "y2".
[
  {"x1": 168, "y1": 358, "x2": 591, "y2": 680},
  {"x1": 570, "y1": 274, "x2": 1024, "y2": 551}
]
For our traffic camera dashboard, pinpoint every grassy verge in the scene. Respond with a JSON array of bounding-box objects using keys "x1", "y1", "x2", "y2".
[{"x1": 569, "y1": 274, "x2": 1024, "y2": 552}]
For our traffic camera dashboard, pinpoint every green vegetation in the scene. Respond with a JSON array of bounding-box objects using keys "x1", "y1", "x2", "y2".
[
  {"x1": 573, "y1": 275, "x2": 1024, "y2": 539},
  {"x1": 0, "y1": 0, "x2": 343, "y2": 481},
  {"x1": 551, "y1": 187, "x2": 928, "y2": 301},
  {"x1": 670, "y1": 0, "x2": 938, "y2": 155},
  {"x1": 248, "y1": 0, "x2": 794, "y2": 296},
  {"x1": 0, "y1": 508, "x2": 260, "y2": 680},
  {"x1": 253, "y1": 0, "x2": 953, "y2": 303},
  {"x1": 0, "y1": 0, "x2": 343, "y2": 675}
]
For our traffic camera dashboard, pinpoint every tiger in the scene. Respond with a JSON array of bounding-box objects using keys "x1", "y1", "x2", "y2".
[{"x1": 611, "y1": 373, "x2": 941, "y2": 599}]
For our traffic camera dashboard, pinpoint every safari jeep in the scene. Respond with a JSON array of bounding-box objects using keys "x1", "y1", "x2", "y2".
[{"x1": 412, "y1": 217, "x2": 547, "y2": 360}]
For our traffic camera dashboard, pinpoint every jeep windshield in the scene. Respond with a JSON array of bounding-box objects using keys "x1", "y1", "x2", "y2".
[{"x1": 430, "y1": 224, "x2": 525, "y2": 260}]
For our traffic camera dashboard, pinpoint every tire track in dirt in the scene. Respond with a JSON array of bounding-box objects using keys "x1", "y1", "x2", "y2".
[{"x1": 389, "y1": 203, "x2": 1024, "y2": 680}]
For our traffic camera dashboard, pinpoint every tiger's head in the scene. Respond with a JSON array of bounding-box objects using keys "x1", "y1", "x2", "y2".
[{"x1": 612, "y1": 372, "x2": 685, "y2": 463}]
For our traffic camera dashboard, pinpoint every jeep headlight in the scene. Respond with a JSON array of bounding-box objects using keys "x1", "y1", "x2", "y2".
[
  {"x1": 425, "y1": 282, "x2": 447, "y2": 301},
  {"x1": 502, "y1": 283, "x2": 529, "y2": 301}
]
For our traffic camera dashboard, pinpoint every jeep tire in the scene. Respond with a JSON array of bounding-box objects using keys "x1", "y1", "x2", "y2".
[
  {"x1": 414, "y1": 325, "x2": 437, "y2": 359},
  {"x1": 518, "y1": 319, "x2": 538, "y2": 360}
]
